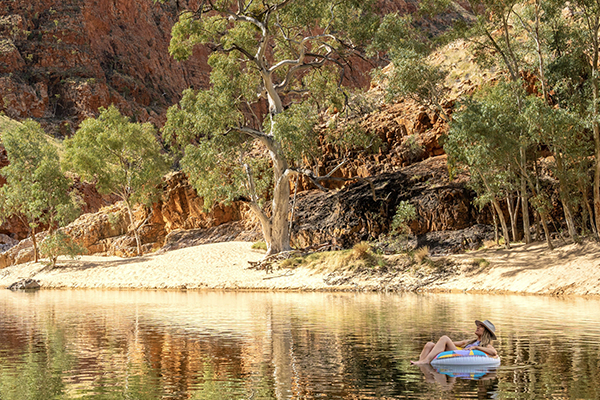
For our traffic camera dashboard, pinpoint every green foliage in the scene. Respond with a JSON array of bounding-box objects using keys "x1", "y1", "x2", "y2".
[
  {"x1": 40, "y1": 231, "x2": 87, "y2": 268},
  {"x1": 63, "y1": 105, "x2": 170, "y2": 206},
  {"x1": 270, "y1": 102, "x2": 320, "y2": 162},
  {"x1": 369, "y1": 14, "x2": 429, "y2": 57},
  {"x1": 0, "y1": 120, "x2": 80, "y2": 233},
  {"x1": 445, "y1": 81, "x2": 528, "y2": 198},
  {"x1": 181, "y1": 138, "x2": 250, "y2": 209},
  {"x1": 383, "y1": 49, "x2": 448, "y2": 106},
  {"x1": 390, "y1": 200, "x2": 417, "y2": 237}
]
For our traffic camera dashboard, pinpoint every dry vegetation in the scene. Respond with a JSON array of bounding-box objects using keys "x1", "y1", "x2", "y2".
[{"x1": 277, "y1": 242, "x2": 455, "y2": 281}]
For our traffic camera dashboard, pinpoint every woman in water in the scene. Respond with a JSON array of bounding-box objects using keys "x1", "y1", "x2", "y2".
[{"x1": 411, "y1": 319, "x2": 498, "y2": 365}]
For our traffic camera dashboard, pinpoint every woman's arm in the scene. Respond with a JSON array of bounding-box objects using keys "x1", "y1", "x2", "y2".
[
  {"x1": 473, "y1": 344, "x2": 497, "y2": 357},
  {"x1": 453, "y1": 339, "x2": 470, "y2": 347}
]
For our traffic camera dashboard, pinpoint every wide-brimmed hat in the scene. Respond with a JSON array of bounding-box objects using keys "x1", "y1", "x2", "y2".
[{"x1": 475, "y1": 319, "x2": 497, "y2": 340}]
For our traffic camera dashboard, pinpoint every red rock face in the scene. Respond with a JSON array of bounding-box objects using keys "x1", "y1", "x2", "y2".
[{"x1": 0, "y1": 0, "x2": 210, "y2": 134}]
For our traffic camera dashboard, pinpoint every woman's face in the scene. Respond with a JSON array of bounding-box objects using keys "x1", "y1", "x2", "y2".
[{"x1": 475, "y1": 323, "x2": 485, "y2": 337}]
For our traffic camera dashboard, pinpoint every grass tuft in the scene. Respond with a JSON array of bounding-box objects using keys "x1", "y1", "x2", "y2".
[
  {"x1": 350, "y1": 242, "x2": 371, "y2": 261},
  {"x1": 473, "y1": 258, "x2": 490, "y2": 269},
  {"x1": 251, "y1": 241, "x2": 267, "y2": 251},
  {"x1": 413, "y1": 246, "x2": 429, "y2": 263}
]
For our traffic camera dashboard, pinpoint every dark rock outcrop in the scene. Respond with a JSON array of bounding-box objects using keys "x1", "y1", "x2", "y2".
[
  {"x1": 7, "y1": 278, "x2": 40, "y2": 290},
  {"x1": 411, "y1": 224, "x2": 495, "y2": 255},
  {"x1": 291, "y1": 155, "x2": 484, "y2": 249}
]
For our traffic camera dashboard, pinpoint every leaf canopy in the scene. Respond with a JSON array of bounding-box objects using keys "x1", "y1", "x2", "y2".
[
  {"x1": 63, "y1": 105, "x2": 170, "y2": 206},
  {"x1": 0, "y1": 120, "x2": 79, "y2": 229}
]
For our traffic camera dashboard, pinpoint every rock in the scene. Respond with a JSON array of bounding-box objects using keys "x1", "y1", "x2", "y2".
[
  {"x1": 0, "y1": 233, "x2": 18, "y2": 252},
  {"x1": 0, "y1": 170, "x2": 261, "y2": 266},
  {"x1": 410, "y1": 224, "x2": 495, "y2": 255},
  {"x1": 0, "y1": 0, "x2": 211, "y2": 133},
  {"x1": 291, "y1": 155, "x2": 479, "y2": 249},
  {"x1": 161, "y1": 221, "x2": 262, "y2": 252},
  {"x1": 7, "y1": 279, "x2": 41, "y2": 291}
]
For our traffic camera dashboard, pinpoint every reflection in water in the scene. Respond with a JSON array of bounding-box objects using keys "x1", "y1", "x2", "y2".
[{"x1": 0, "y1": 291, "x2": 599, "y2": 399}]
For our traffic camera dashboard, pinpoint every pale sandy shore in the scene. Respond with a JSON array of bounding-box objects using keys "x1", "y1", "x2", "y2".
[
  {"x1": 1, "y1": 240, "x2": 599, "y2": 296},
  {"x1": 432, "y1": 240, "x2": 600, "y2": 297}
]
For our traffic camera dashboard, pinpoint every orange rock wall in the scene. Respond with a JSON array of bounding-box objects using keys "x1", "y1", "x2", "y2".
[{"x1": 0, "y1": 0, "x2": 209, "y2": 134}]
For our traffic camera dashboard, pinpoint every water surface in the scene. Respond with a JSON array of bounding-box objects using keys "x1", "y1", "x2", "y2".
[{"x1": 0, "y1": 290, "x2": 599, "y2": 399}]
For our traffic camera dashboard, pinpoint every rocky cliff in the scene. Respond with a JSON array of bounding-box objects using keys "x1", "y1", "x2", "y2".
[
  {"x1": 0, "y1": 0, "x2": 210, "y2": 135},
  {"x1": 0, "y1": 0, "x2": 469, "y2": 134}
]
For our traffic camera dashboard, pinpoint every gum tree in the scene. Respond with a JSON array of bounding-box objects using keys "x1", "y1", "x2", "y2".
[
  {"x1": 162, "y1": 0, "x2": 379, "y2": 255},
  {"x1": 0, "y1": 120, "x2": 80, "y2": 262},
  {"x1": 63, "y1": 105, "x2": 170, "y2": 256}
]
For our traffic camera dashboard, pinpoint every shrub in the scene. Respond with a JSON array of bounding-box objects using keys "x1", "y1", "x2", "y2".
[
  {"x1": 473, "y1": 258, "x2": 490, "y2": 269},
  {"x1": 40, "y1": 231, "x2": 87, "y2": 267},
  {"x1": 413, "y1": 246, "x2": 430, "y2": 263},
  {"x1": 390, "y1": 200, "x2": 417, "y2": 236},
  {"x1": 351, "y1": 242, "x2": 371, "y2": 260}
]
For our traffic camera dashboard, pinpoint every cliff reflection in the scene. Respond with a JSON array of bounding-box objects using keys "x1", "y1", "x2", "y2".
[{"x1": 0, "y1": 291, "x2": 599, "y2": 399}]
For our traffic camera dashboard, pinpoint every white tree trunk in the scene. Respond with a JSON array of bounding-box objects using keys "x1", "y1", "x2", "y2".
[{"x1": 266, "y1": 145, "x2": 291, "y2": 255}]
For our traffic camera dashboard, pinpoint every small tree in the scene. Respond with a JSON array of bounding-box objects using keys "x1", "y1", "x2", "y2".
[
  {"x1": 389, "y1": 200, "x2": 417, "y2": 251},
  {"x1": 40, "y1": 230, "x2": 88, "y2": 268},
  {"x1": 63, "y1": 105, "x2": 170, "y2": 256},
  {"x1": 390, "y1": 200, "x2": 417, "y2": 238},
  {"x1": 444, "y1": 83, "x2": 525, "y2": 249},
  {"x1": 0, "y1": 120, "x2": 81, "y2": 262}
]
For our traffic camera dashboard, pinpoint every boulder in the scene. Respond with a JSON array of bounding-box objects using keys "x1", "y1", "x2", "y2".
[{"x1": 7, "y1": 279, "x2": 41, "y2": 291}]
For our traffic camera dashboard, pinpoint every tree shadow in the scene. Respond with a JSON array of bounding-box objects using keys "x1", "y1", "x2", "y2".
[
  {"x1": 487, "y1": 241, "x2": 600, "y2": 278},
  {"x1": 49, "y1": 255, "x2": 155, "y2": 272}
]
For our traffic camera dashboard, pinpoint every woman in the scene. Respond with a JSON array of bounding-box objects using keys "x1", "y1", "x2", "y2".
[{"x1": 411, "y1": 319, "x2": 498, "y2": 365}]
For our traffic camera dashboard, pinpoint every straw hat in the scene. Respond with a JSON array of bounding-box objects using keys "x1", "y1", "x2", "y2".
[{"x1": 475, "y1": 319, "x2": 497, "y2": 340}]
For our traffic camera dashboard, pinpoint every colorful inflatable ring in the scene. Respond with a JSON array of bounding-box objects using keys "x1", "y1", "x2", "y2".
[{"x1": 430, "y1": 349, "x2": 501, "y2": 367}]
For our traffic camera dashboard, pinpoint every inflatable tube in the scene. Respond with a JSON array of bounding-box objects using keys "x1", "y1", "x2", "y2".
[{"x1": 430, "y1": 349, "x2": 501, "y2": 367}]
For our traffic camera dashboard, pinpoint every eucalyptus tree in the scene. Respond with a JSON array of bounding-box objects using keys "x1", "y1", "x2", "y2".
[
  {"x1": 523, "y1": 98, "x2": 590, "y2": 240},
  {"x1": 161, "y1": 0, "x2": 381, "y2": 255},
  {"x1": 63, "y1": 105, "x2": 170, "y2": 256},
  {"x1": 559, "y1": 0, "x2": 600, "y2": 237},
  {"x1": 445, "y1": 83, "x2": 527, "y2": 249},
  {"x1": 0, "y1": 120, "x2": 80, "y2": 262},
  {"x1": 458, "y1": 0, "x2": 536, "y2": 243},
  {"x1": 544, "y1": 9, "x2": 598, "y2": 235}
]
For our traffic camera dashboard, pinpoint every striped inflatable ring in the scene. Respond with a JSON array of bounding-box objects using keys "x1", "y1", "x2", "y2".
[{"x1": 430, "y1": 349, "x2": 501, "y2": 367}]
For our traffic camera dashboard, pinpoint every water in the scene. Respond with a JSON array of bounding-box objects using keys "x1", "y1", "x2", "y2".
[{"x1": 0, "y1": 290, "x2": 599, "y2": 399}]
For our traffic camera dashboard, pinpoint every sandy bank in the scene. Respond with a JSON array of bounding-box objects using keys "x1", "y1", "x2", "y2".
[
  {"x1": 0, "y1": 242, "x2": 331, "y2": 291},
  {"x1": 0, "y1": 240, "x2": 599, "y2": 296},
  {"x1": 432, "y1": 240, "x2": 600, "y2": 297}
]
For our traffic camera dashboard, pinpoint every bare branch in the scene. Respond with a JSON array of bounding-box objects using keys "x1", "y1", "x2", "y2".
[
  {"x1": 268, "y1": 34, "x2": 336, "y2": 74},
  {"x1": 291, "y1": 164, "x2": 355, "y2": 192}
]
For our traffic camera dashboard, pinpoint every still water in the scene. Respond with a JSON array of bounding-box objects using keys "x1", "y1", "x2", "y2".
[{"x1": 0, "y1": 290, "x2": 599, "y2": 399}]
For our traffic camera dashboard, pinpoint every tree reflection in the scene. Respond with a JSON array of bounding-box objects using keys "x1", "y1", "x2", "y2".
[{"x1": 0, "y1": 292, "x2": 599, "y2": 399}]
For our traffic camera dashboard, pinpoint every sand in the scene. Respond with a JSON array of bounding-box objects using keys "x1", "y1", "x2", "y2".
[
  {"x1": 1, "y1": 240, "x2": 599, "y2": 296},
  {"x1": 432, "y1": 240, "x2": 600, "y2": 297}
]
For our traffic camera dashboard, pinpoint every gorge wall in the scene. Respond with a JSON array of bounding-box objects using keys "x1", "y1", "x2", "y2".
[
  {"x1": 0, "y1": 0, "x2": 210, "y2": 135},
  {"x1": 0, "y1": 0, "x2": 490, "y2": 263}
]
